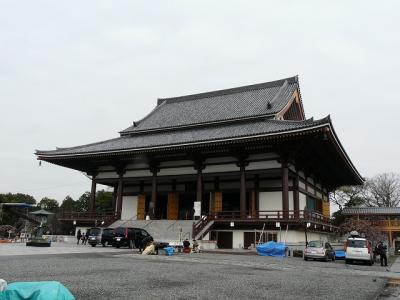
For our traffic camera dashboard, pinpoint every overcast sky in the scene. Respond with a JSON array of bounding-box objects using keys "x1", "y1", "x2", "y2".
[{"x1": 1, "y1": 1, "x2": 399, "y2": 204}]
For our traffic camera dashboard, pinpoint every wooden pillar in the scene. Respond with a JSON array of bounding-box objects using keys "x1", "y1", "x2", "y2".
[
  {"x1": 116, "y1": 174, "x2": 123, "y2": 214},
  {"x1": 282, "y1": 161, "x2": 289, "y2": 218},
  {"x1": 196, "y1": 167, "x2": 203, "y2": 203},
  {"x1": 255, "y1": 175, "x2": 259, "y2": 218},
  {"x1": 239, "y1": 161, "x2": 247, "y2": 219},
  {"x1": 89, "y1": 178, "x2": 97, "y2": 212},
  {"x1": 149, "y1": 166, "x2": 158, "y2": 219},
  {"x1": 294, "y1": 175, "x2": 300, "y2": 218},
  {"x1": 112, "y1": 185, "x2": 117, "y2": 212}
]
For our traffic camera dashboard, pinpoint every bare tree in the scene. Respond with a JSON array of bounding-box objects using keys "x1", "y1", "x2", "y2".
[
  {"x1": 340, "y1": 219, "x2": 385, "y2": 243},
  {"x1": 364, "y1": 173, "x2": 400, "y2": 207},
  {"x1": 330, "y1": 185, "x2": 366, "y2": 210}
]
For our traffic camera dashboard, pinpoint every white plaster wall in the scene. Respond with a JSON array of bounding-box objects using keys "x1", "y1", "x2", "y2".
[
  {"x1": 205, "y1": 157, "x2": 236, "y2": 164},
  {"x1": 125, "y1": 163, "x2": 148, "y2": 169},
  {"x1": 307, "y1": 177, "x2": 314, "y2": 185},
  {"x1": 160, "y1": 160, "x2": 192, "y2": 167},
  {"x1": 307, "y1": 186, "x2": 315, "y2": 194},
  {"x1": 259, "y1": 180, "x2": 282, "y2": 188},
  {"x1": 248, "y1": 152, "x2": 279, "y2": 160},
  {"x1": 316, "y1": 191, "x2": 322, "y2": 198},
  {"x1": 213, "y1": 230, "x2": 332, "y2": 248},
  {"x1": 299, "y1": 192, "x2": 307, "y2": 210},
  {"x1": 203, "y1": 163, "x2": 240, "y2": 173},
  {"x1": 232, "y1": 231, "x2": 244, "y2": 249},
  {"x1": 97, "y1": 171, "x2": 118, "y2": 179},
  {"x1": 284, "y1": 231, "x2": 331, "y2": 243},
  {"x1": 220, "y1": 181, "x2": 240, "y2": 189},
  {"x1": 298, "y1": 171, "x2": 305, "y2": 179},
  {"x1": 124, "y1": 186, "x2": 140, "y2": 193},
  {"x1": 121, "y1": 196, "x2": 138, "y2": 220},
  {"x1": 289, "y1": 191, "x2": 293, "y2": 211},
  {"x1": 158, "y1": 167, "x2": 197, "y2": 176},
  {"x1": 97, "y1": 165, "x2": 115, "y2": 171},
  {"x1": 246, "y1": 160, "x2": 281, "y2": 170},
  {"x1": 259, "y1": 192, "x2": 282, "y2": 211},
  {"x1": 299, "y1": 181, "x2": 306, "y2": 190},
  {"x1": 124, "y1": 170, "x2": 152, "y2": 178}
]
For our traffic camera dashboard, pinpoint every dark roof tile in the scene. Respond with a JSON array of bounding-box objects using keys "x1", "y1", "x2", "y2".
[
  {"x1": 36, "y1": 117, "x2": 328, "y2": 157},
  {"x1": 121, "y1": 76, "x2": 299, "y2": 134}
]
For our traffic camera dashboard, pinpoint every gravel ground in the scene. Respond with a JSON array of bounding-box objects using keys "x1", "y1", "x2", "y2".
[{"x1": 0, "y1": 251, "x2": 387, "y2": 300}]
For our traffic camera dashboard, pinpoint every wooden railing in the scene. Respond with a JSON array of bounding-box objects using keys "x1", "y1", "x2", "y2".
[
  {"x1": 370, "y1": 220, "x2": 400, "y2": 229},
  {"x1": 192, "y1": 215, "x2": 211, "y2": 239},
  {"x1": 209, "y1": 210, "x2": 331, "y2": 224},
  {"x1": 192, "y1": 210, "x2": 333, "y2": 240},
  {"x1": 58, "y1": 211, "x2": 121, "y2": 227}
]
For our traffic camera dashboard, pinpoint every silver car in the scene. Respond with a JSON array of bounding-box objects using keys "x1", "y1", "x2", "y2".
[{"x1": 304, "y1": 241, "x2": 335, "y2": 261}]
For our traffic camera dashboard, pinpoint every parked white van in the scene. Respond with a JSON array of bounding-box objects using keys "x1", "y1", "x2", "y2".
[{"x1": 345, "y1": 237, "x2": 374, "y2": 265}]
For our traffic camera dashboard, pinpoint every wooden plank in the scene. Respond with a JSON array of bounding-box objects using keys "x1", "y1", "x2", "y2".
[
  {"x1": 322, "y1": 200, "x2": 330, "y2": 218},
  {"x1": 167, "y1": 192, "x2": 179, "y2": 220},
  {"x1": 214, "y1": 192, "x2": 222, "y2": 212},
  {"x1": 137, "y1": 194, "x2": 146, "y2": 220}
]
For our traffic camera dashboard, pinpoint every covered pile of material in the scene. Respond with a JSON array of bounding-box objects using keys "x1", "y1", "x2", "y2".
[
  {"x1": 256, "y1": 241, "x2": 287, "y2": 257},
  {"x1": 0, "y1": 281, "x2": 75, "y2": 300}
]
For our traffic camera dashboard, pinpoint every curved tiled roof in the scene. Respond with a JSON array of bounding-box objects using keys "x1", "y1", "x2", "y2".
[
  {"x1": 120, "y1": 76, "x2": 299, "y2": 135},
  {"x1": 36, "y1": 117, "x2": 328, "y2": 158},
  {"x1": 342, "y1": 207, "x2": 400, "y2": 215}
]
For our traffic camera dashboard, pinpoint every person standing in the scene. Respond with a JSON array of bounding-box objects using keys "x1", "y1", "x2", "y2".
[
  {"x1": 377, "y1": 241, "x2": 388, "y2": 266},
  {"x1": 76, "y1": 229, "x2": 82, "y2": 245}
]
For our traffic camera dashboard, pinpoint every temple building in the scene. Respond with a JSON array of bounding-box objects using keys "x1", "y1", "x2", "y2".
[
  {"x1": 36, "y1": 76, "x2": 363, "y2": 248},
  {"x1": 342, "y1": 207, "x2": 400, "y2": 250}
]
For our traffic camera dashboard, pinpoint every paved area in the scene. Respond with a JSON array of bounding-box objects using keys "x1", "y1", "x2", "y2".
[
  {"x1": 0, "y1": 243, "x2": 392, "y2": 299},
  {"x1": 0, "y1": 241, "x2": 126, "y2": 256}
]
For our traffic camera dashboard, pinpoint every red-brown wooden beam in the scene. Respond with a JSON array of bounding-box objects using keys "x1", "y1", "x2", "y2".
[
  {"x1": 112, "y1": 185, "x2": 117, "y2": 212},
  {"x1": 149, "y1": 165, "x2": 159, "y2": 219},
  {"x1": 282, "y1": 161, "x2": 289, "y2": 218},
  {"x1": 89, "y1": 178, "x2": 97, "y2": 212},
  {"x1": 293, "y1": 175, "x2": 300, "y2": 218},
  {"x1": 239, "y1": 160, "x2": 248, "y2": 219},
  {"x1": 195, "y1": 161, "x2": 205, "y2": 204},
  {"x1": 116, "y1": 174, "x2": 123, "y2": 214}
]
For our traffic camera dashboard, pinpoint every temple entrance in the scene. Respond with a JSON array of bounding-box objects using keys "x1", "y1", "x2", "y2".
[
  {"x1": 214, "y1": 231, "x2": 233, "y2": 249},
  {"x1": 222, "y1": 192, "x2": 240, "y2": 211},
  {"x1": 155, "y1": 194, "x2": 168, "y2": 219},
  {"x1": 179, "y1": 192, "x2": 195, "y2": 220},
  {"x1": 222, "y1": 191, "x2": 251, "y2": 213}
]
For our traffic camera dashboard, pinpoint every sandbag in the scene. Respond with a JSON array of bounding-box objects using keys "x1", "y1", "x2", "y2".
[
  {"x1": 142, "y1": 244, "x2": 155, "y2": 255},
  {"x1": 0, "y1": 281, "x2": 75, "y2": 300},
  {"x1": 256, "y1": 241, "x2": 287, "y2": 257}
]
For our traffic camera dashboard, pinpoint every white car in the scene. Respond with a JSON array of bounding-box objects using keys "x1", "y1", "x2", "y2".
[{"x1": 345, "y1": 237, "x2": 374, "y2": 265}]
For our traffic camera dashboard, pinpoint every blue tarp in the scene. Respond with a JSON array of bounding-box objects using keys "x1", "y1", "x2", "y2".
[
  {"x1": 0, "y1": 281, "x2": 75, "y2": 300},
  {"x1": 164, "y1": 246, "x2": 174, "y2": 256},
  {"x1": 256, "y1": 241, "x2": 287, "y2": 257}
]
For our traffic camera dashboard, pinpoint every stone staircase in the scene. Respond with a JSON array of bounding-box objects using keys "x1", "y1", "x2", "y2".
[{"x1": 109, "y1": 219, "x2": 194, "y2": 242}]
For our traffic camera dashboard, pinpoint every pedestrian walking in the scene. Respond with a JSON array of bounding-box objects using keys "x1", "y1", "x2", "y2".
[
  {"x1": 83, "y1": 230, "x2": 89, "y2": 245},
  {"x1": 377, "y1": 241, "x2": 388, "y2": 266},
  {"x1": 76, "y1": 229, "x2": 82, "y2": 245}
]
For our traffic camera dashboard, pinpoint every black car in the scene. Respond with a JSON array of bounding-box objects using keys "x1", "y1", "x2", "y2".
[
  {"x1": 87, "y1": 227, "x2": 102, "y2": 247},
  {"x1": 101, "y1": 228, "x2": 115, "y2": 247},
  {"x1": 113, "y1": 227, "x2": 151, "y2": 249}
]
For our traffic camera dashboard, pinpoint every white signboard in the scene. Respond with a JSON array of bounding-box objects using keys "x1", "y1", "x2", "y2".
[{"x1": 194, "y1": 201, "x2": 201, "y2": 217}]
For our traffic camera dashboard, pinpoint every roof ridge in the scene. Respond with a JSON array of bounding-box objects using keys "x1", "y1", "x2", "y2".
[{"x1": 157, "y1": 76, "x2": 298, "y2": 105}]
